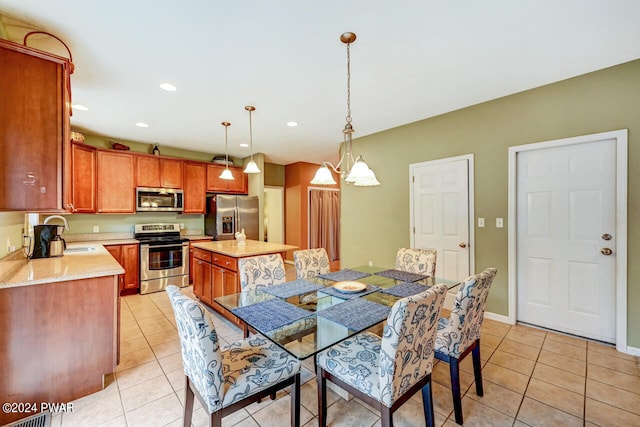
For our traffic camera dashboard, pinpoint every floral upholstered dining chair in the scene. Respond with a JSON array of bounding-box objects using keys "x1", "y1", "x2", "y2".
[
  {"x1": 395, "y1": 247, "x2": 437, "y2": 277},
  {"x1": 434, "y1": 267, "x2": 497, "y2": 425},
  {"x1": 166, "y1": 285, "x2": 301, "y2": 427},
  {"x1": 238, "y1": 253, "x2": 286, "y2": 291},
  {"x1": 293, "y1": 248, "x2": 330, "y2": 279},
  {"x1": 316, "y1": 283, "x2": 448, "y2": 427},
  {"x1": 238, "y1": 253, "x2": 287, "y2": 337}
]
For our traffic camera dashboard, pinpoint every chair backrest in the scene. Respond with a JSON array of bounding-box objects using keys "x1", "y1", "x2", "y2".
[
  {"x1": 165, "y1": 285, "x2": 224, "y2": 413},
  {"x1": 238, "y1": 253, "x2": 286, "y2": 291},
  {"x1": 436, "y1": 268, "x2": 497, "y2": 358},
  {"x1": 293, "y1": 248, "x2": 330, "y2": 279},
  {"x1": 395, "y1": 247, "x2": 437, "y2": 277},
  {"x1": 378, "y1": 283, "x2": 447, "y2": 407}
]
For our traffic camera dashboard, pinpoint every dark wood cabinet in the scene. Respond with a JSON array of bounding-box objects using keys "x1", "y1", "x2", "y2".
[
  {"x1": 161, "y1": 158, "x2": 183, "y2": 188},
  {"x1": 0, "y1": 38, "x2": 71, "y2": 211},
  {"x1": 206, "y1": 164, "x2": 248, "y2": 194},
  {"x1": 97, "y1": 150, "x2": 135, "y2": 213},
  {"x1": 189, "y1": 239, "x2": 212, "y2": 284},
  {"x1": 183, "y1": 162, "x2": 207, "y2": 213},
  {"x1": 105, "y1": 243, "x2": 140, "y2": 295},
  {"x1": 70, "y1": 142, "x2": 96, "y2": 213}
]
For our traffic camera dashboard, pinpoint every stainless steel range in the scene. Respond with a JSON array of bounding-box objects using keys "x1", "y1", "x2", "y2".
[{"x1": 135, "y1": 223, "x2": 189, "y2": 294}]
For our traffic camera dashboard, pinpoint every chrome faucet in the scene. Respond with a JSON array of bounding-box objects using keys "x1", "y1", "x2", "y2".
[{"x1": 43, "y1": 215, "x2": 70, "y2": 230}]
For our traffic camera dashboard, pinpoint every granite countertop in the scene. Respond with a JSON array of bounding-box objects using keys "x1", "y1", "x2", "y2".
[
  {"x1": 192, "y1": 240, "x2": 297, "y2": 258},
  {"x1": 0, "y1": 243, "x2": 124, "y2": 290}
]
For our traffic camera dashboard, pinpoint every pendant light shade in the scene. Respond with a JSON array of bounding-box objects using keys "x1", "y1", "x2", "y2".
[
  {"x1": 244, "y1": 105, "x2": 261, "y2": 174},
  {"x1": 311, "y1": 32, "x2": 380, "y2": 187},
  {"x1": 220, "y1": 121, "x2": 234, "y2": 181},
  {"x1": 310, "y1": 163, "x2": 338, "y2": 185}
]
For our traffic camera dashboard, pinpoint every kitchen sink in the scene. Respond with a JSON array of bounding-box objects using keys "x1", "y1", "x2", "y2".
[{"x1": 64, "y1": 246, "x2": 97, "y2": 253}]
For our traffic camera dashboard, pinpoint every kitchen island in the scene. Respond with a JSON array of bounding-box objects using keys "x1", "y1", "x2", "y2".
[
  {"x1": 191, "y1": 239, "x2": 297, "y2": 324},
  {"x1": 0, "y1": 244, "x2": 123, "y2": 425}
]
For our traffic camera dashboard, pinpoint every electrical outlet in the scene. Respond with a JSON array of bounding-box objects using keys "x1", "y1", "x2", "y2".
[
  {"x1": 368, "y1": 260, "x2": 373, "y2": 267},
  {"x1": 180, "y1": 223, "x2": 185, "y2": 230},
  {"x1": 6, "y1": 238, "x2": 10, "y2": 253},
  {"x1": 478, "y1": 218, "x2": 485, "y2": 228},
  {"x1": 93, "y1": 225, "x2": 100, "y2": 233},
  {"x1": 496, "y1": 218, "x2": 504, "y2": 228}
]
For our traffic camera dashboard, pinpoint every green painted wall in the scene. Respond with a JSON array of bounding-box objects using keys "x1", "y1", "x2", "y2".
[
  {"x1": 264, "y1": 163, "x2": 285, "y2": 187},
  {"x1": 340, "y1": 59, "x2": 640, "y2": 347}
]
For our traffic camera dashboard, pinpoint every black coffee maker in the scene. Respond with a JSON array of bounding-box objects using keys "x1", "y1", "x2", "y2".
[{"x1": 30, "y1": 224, "x2": 64, "y2": 259}]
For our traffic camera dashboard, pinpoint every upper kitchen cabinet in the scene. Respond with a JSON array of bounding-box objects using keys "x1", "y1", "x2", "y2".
[
  {"x1": 97, "y1": 150, "x2": 135, "y2": 213},
  {"x1": 0, "y1": 38, "x2": 71, "y2": 211},
  {"x1": 206, "y1": 164, "x2": 248, "y2": 194},
  {"x1": 135, "y1": 154, "x2": 183, "y2": 189},
  {"x1": 183, "y1": 161, "x2": 207, "y2": 214},
  {"x1": 70, "y1": 142, "x2": 96, "y2": 213}
]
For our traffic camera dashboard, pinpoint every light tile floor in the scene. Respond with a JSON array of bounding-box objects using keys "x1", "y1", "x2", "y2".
[{"x1": 52, "y1": 278, "x2": 640, "y2": 427}]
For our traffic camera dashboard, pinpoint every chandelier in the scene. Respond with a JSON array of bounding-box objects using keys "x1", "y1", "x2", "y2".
[{"x1": 311, "y1": 32, "x2": 380, "y2": 187}]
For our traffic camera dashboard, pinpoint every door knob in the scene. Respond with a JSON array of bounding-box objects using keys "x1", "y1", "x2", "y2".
[
  {"x1": 459, "y1": 243, "x2": 467, "y2": 248},
  {"x1": 602, "y1": 233, "x2": 612, "y2": 241},
  {"x1": 601, "y1": 248, "x2": 613, "y2": 256}
]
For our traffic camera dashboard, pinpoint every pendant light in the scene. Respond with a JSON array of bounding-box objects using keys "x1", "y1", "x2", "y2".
[
  {"x1": 311, "y1": 32, "x2": 380, "y2": 187},
  {"x1": 243, "y1": 105, "x2": 261, "y2": 174},
  {"x1": 219, "y1": 122, "x2": 234, "y2": 180}
]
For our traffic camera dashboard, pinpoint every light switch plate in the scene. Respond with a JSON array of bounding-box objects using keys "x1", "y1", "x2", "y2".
[
  {"x1": 496, "y1": 218, "x2": 504, "y2": 228},
  {"x1": 478, "y1": 218, "x2": 485, "y2": 227},
  {"x1": 93, "y1": 225, "x2": 100, "y2": 233}
]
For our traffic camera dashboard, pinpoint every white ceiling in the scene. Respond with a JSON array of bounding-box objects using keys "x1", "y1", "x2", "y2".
[{"x1": 1, "y1": 1, "x2": 639, "y2": 165}]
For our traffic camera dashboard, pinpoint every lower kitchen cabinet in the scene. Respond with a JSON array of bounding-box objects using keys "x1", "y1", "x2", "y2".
[
  {"x1": 192, "y1": 247, "x2": 240, "y2": 325},
  {"x1": 104, "y1": 243, "x2": 139, "y2": 295}
]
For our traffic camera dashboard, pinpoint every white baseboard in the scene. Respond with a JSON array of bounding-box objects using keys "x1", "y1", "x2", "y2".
[
  {"x1": 624, "y1": 345, "x2": 640, "y2": 356},
  {"x1": 484, "y1": 311, "x2": 513, "y2": 324}
]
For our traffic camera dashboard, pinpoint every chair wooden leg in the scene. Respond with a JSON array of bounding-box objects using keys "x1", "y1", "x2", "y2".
[
  {"x1": 472, "y1": 342, "x2": 484, "y2": 396},
  {"x1": 449, "y1": 358, "x2": 464, "y2": 425},
  {"x1": 317, "y1": 366, "x2": 327, "y2": 427},
  {"x1": 291, "y1": 373, "x2": 301, "y2": 427},
  {"x1": 182, "y1": 376, "x2": 195, "y2": 427},
  {"x1": 210, "y1": 412, "x2": 222, "y2": 427},
  {"x1": 243, "y1": 322, "x2": 249, "y2": 338},
  {"x1": 421, "y1": 379, "x2": 435, "y2": 427},
  {"x1": 380, "y1": 405, "x2": 393, "y2": 427}
]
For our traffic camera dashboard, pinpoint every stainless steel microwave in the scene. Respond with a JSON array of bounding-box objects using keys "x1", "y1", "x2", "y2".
[{"x1": 136, "y1": 187, "x2": 184, "y2": 212}]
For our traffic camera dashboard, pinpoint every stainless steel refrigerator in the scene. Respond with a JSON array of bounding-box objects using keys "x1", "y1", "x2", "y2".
[{"x1": 205, "y1": 194, "x2": 259, "y2": 240}]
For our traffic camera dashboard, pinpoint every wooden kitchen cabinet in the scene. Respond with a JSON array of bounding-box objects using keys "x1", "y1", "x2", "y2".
[
  {"x1": 70, "y1": 142, "x2": 96, "y2": 213},
  {"x1": 189, "y1": 239, "x2": 213, "y2": 284},
  {"x1": 97, "y1": 150, "x2": 135, "y2": 213},
  {"x1": 183, "y1": 162, "x2": 207, "y2": 213},
  {"x1": 135, "y1": 155, "x2": 183, "y2": 189},
  {"x1": 105, "y1": 243, "x2": 140, "y2": 295},
  {"x1": 206, "y1": 164, "x2": 248, "y2": 194},
  {"x1": 0, "y1": 38, "x2": 71, "y2": 211},
  {"x1": 192, "y1": 247, "x2": 213, "y2": 305}
]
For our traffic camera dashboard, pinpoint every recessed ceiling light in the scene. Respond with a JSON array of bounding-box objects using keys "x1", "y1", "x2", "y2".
[
  {"x1": 160, "y1": 83, "x2": 177, "y2": 92},
  {"x1": 136, "y1": 122, "x2": 149, "y2": 128},
  {"x1": 240, "y1": 143, "x2": 249, "y2": 148},
  {"x1": 286, "y1": 121, "x2": 298, "y2": 127},
  {"x1": 72, "y1": 104, "x2": 88, "y2": 111}
]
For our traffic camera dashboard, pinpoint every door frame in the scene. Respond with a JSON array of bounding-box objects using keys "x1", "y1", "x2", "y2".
[
  {"x1": 508, "y1": 129, "x2": 628, "y2": 352},
  {"x1": 409, "y1": 154, "x2": 475, "y2": 278}
]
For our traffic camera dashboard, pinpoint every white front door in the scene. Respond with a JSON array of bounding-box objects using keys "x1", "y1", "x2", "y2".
[
  {"x1": 410, "y1": 155, "x2": 473, "y2": 281},
  {"x1": 516, "y1": 138, "x2": 617, "y2": 342}
]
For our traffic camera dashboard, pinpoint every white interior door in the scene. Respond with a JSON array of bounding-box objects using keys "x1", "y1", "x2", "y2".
[
  {"x1": 516, "y1": 139, "x2": 617, "y2": 342},
  {"x1": 410, "y1": 156, "x2": 473, "y2": 281},
  {"x1": 264, "y1": 187, "x2": 284, "y2": 244}
]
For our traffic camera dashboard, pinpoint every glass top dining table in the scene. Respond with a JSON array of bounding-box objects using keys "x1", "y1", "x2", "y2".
[{"x1": 214, "y1": 265, "x2": 460, "y2": 360}]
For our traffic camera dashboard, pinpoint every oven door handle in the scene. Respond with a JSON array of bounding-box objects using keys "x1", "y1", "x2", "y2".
[{"x1": 142, "y1": 243, "x2": 188, "y2": 249}]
